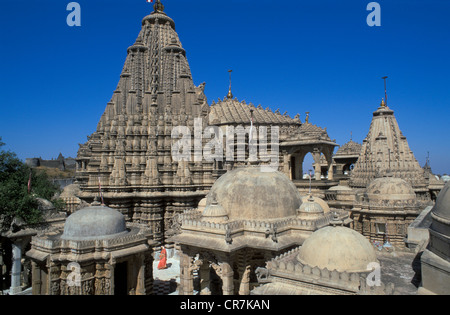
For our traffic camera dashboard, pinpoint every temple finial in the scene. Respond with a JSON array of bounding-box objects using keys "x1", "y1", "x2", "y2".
[
  {"x1": 227, "y1": 69, "x2": 233, "y2": 99},
  {"x1": 153, "y1": 0, "x2": 165, "y2": 13},
  {"x1": 382, "y1": 76, "x2": 388, "y2": 106}
]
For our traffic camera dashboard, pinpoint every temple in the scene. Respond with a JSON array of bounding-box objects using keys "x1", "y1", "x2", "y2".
[
  {"x1": 349, "y1": 99, "x2": 430, "y2": 199},
  {"x1": 1, "y1": 0, "x2": 446, "y2": 296},
  {"x1": 74, "y1": 1, "x2": 338, "y2": 248}
]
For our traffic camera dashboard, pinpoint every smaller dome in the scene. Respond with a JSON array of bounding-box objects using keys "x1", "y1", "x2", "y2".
[
  {"x1": 197, "y1": 198, "x2": 207, "y2": 212},
  {"x1": 297, "y1": 196, "x2": 324, "y2": 218},
  {"x1": 298, "y1": 226, "x2": 378, "y2": 273},
  {"x1": 62, "y1": 206, "x2": 128, "y2": 241},
  {"x1": 202, "y1": 198, "x2": 228, "y2": 223},
  {"x1": 364, "y1": 177, "x2": 416, "y2": 203},
  {"x1": 60, "y1": 184, "x2": 81, "y2": 198},
  {"x1": 300, "y1": 195, "x2": 330, "y2": 213}
]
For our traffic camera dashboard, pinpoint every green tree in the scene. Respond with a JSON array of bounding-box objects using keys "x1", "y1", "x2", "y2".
[{"x1": 0, "y1": 137, "x2": 61, "y2": 232}]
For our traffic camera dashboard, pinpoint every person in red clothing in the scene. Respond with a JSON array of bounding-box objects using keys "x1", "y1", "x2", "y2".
[{"x1": 157, "y1": 246, "x2": 167, "y2": 270}]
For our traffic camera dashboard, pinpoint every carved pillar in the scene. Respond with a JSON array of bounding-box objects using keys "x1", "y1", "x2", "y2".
[
  {"x1": 31, "y1": 261, "x2": 42, "y2": 295},
  {"x1": 312, "y1": 150, "x2": 322, "y2": 181},
  {"x1": 179, "y1": 251, "x2": 194, "y2": 295},
  {"x1": 324, "y1": 150, "x2": 334, "y2": 181},
  {"x1": 136, "y1": 254, "x2": 146, "y2": 295},
  {"x1": 328, "y1": 163, "x2": 334, "y2": 180},
  {"x1": 199, "y1": 261, "x2": 211, "y2": 295},
  {"x1": 9, "y1": 239, "x2": 22, "y2": 295},
  {"x1": 282, "y1": 151, "x2": 290, "y2": 178},
  {"x1": 108, "y1": 260, "x2": 115, "y2": 295},
  {"x1": 144, "y1": 251, "x2": 153, "y2": 295}
]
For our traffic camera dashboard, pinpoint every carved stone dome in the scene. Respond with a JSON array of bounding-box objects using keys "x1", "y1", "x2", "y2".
[
  {"x1": 202, "y1": 193, "x2": 228, "y2": 223},
  {"x1": 205, "y1": 167, "x2": 302, "y2": 221},
  {"x1": 429, "y1": 182, "x2": 450, "y2": 260},
  {"x1": 62, "y1": 205, "x2": 128, "y2": 241},
  {"x1": 297, "y1": 226, "x2": 378, "y2": 273},
  {"x1": 300, "y1": 195, "x2": 330, "y2": 213},
  {"x1": 297, "y1": 196, "x2": 324, "y2": 218},
  {"x1": 432, "y1": 181, "x2": 450, "y2": 224},
  {"x1": 364, "y1": 176, "x2": 416, "y2": 203}
]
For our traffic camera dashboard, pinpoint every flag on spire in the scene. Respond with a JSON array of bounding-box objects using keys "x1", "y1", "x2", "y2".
[{"x1": 147, "y1": 0, "x2": 154, "y2": 3}]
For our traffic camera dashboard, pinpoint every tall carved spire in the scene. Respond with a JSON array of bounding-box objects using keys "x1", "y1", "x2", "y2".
[
  {"x1": 349, "y1": 100, "x2": 427, "y2": 191},
  {"x1": 76, "y1": 3, "x2": 209, "y2": 195}
]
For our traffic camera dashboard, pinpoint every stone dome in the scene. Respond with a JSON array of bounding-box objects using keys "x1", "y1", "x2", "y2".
[
  {"x1": 205, "y1": 167, "x2": 302, "y2": 221},
  {"x1": 297, "y1": 196, "x2": 325, "y2": 218},
  {"x1": 297, "y1": 226, "x2": 378, "y2": 273},
  {"x1": 60, "y1": 184, "x2": 81, "y2": 198},
  {"x1": 202, "y1": 197, "x2": 228, "y2": 223},
  {"x1": 430, "y1": 182, "x2": 450, "y2": 240},
  {"x1": 197, "y1": 198, "x2": 207, "y2": 212},
  {"x1": 62, "y1": 205, "x2": 128, "y2": 241},
  {"x1": 300, "y1": 195, "x2": 330, "y2": 213},
  {"x1": 364, "y1": 177, "x2": 416, "y2": 203},
  {"x1": 432, "y1": 182, "x2": 450, "y2": 222}
]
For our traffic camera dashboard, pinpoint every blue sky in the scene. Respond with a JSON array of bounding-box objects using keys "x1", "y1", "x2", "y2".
[{"x1": 0, "y1": 0, "x2": 449, "y2": 174}]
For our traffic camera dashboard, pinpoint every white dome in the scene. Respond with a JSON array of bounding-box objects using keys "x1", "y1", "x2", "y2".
[
  {"x1": 205, "y1": 167, "x2": 302, "y2": 221},
  {"x1": 62, "y1": 206, "x2": 128, "y2": 241},
  {"x1": 298, "y1": 226, "x2": 378, "y2": 273}
]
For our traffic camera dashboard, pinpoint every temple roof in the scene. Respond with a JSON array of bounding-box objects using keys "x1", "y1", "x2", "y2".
[
  {"x1": 209, "y1": 97, "x2": 300, "y2": 126},
  {"x1": 334, "y1": 140, "x2": 362, "y2": 158},
  {"x1": 281, "y1": 122, "x2": 337, "y2": 146}
]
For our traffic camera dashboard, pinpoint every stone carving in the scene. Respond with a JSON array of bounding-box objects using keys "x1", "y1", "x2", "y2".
[{"x1": 255, "y1": 267, "x2": 270, "y2": 284}]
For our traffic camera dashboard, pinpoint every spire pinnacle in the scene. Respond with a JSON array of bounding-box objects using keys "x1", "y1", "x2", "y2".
[
  {"x1": 153, "y1": 0, "x2": 164, "y2": 13},
  {"x1": 227, "y1": 70, "x2": 233, "y2": 99},
  {"x1": 382, "y1": 76, "x2": 388, "y2": 106}
]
